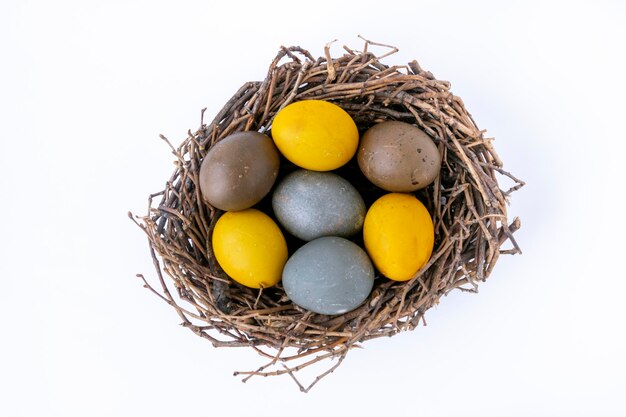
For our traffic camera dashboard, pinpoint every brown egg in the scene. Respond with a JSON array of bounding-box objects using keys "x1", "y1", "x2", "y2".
[
  {"x1": 199, "y1": 131, "x2": 280, "y2": 211},
  {"x1": 357, "y1": 121, "x2": 440, "y2": 192}
]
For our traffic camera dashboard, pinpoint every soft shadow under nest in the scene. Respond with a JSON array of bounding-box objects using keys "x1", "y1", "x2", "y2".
[{"x1": 130, "y1": 39, "x2": 523, "y2": 392}]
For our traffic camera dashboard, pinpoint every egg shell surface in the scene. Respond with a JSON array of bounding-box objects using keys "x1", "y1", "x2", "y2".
[
  {"x1": 272, "y1": 169, "x2": 366, "y2": 241},
  {"x1": 357, "y1": 121, "x2": 440, "y2": 192},
  {"x1": 363, "y1": 193, "x2": 434, "y2": 281},
  {"x1": 271, "y1": 100, "x2": 359, "y2": 171},
  {"x1": 212, "y1": 209, "x2": 288, "y2": 289},
  {"x1": 282, "y1": 236, "x2": 374, "y2": 315},
  {"x1": 199, "y1": 131, "x2": 280, "y2": 211}
]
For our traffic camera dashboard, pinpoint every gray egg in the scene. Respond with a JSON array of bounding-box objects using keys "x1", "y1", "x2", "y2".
[
  {"x1": 282, "y1": 237, "x2": 375, "y2": 315},
  {"x1": 272, "y1": 170, "x2": 366, "y2": 241}
]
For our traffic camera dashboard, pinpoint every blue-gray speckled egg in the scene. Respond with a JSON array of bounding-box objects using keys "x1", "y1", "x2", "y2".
[
  {"x1": 272, "y1": 170, "x2": 366, "y2": 241},
  {"x1": 282, "y1": 236, "x2": 374, "y2": 315}
]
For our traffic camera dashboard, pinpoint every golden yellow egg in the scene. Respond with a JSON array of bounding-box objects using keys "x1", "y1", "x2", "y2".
[
  {"x1": 212, "y1": 209, "x2": 288, "y2": 289},
  {"x1": 363, "y1": 193, "x2": 434, "y2": 281},
  {"x1": 271, "y1": 100, "x2": 359, "y2": 171}
]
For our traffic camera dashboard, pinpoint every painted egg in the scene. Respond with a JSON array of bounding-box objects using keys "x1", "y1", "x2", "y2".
[
  {"x1": 272, "y1": 169, "x2": 366, "y2": 241},
  {"x1": 282, "y1": 236, "x2": 374, "y2": 315},
  {"x1": 212, "y1": 209, "x2": 288, "y2": 289},
  {"x1": 363, "y1": 193, "x2": 434, "y2": 281},
  {"x1": 271, "y1": 100, "x2": 359, "y2": 171},
  {"x1": 357, "y1": 121, "x2": 441, "y2": 192},
  {"x1": 199, "y1": 131, "x2": 280, "y2": 211}
]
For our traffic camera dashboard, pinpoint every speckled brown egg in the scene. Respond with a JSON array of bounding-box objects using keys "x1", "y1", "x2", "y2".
[
  {"x1": 199, "y1": 131, "x2": 280, "y2": 211},
  {"x1": 357, "y1": 121, "x2": 441, "y2": 192}
]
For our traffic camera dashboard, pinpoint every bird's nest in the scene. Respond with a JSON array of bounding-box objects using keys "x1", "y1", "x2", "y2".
[{"x1": 130, "y1": 38, "x2": 523, "y2": 392}]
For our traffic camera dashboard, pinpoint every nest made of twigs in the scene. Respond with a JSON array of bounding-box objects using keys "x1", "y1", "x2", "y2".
[{"x1": 130, "y1": 38, "x2": 523, "y2": 392}]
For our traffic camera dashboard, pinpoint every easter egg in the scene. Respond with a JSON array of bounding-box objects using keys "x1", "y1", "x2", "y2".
[
  {"x1": 357, "y1": 121, "x2": 441, "y2": 192},
  {"x1": 212, "y1": 209, "x2": 288, "y2": 289},
  {"x1": 199, "y1": 131, "x2": 280, "y2": 211},
  {"x1": 363, "y1": 193, "x2": 434, "y2": 281},
  {"x1": 271, "y1": 100, "x2": 359, "y2": 171},
  {"x1": 272, "y1": 169, "x2": 366, "y2": 241},
  {"x1": 282, "y1": 237, "x2": 374, "y2": 315}
]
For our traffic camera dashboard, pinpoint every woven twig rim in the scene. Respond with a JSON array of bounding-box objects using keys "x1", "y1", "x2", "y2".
[{"x1": 130, "y1": 38, "x2": 523, "y2": 392}]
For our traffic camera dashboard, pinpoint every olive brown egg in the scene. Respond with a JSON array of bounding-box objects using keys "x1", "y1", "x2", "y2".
[
  {"x1": 357, "y1": 121, "x2": 441, "y2": 192},
  {"x1": 199, "y1": 131, "x2": 280, "y2": 211}
]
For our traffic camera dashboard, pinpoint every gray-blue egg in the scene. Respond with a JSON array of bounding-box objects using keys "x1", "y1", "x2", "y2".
[
  {"x1": 272, "y1": 170, "x2": 366, "y2": 241},
  {"x1": 282, "y1": 236, "x2": 374, "y2": 315}
]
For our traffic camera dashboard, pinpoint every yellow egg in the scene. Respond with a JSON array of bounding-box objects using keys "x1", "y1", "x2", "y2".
[
  {"x1": 363, "y1": 193, "x2": 434, "y2": 281},
  {"x1": 271, "y1": 100, "x2": 359, "y2": 171},
  {"x1": 212, "y1": 209, "x2": 288, "y2": 289}
]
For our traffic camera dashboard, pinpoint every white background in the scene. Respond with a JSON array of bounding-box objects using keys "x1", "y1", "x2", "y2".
[{"x1": 2, "y1": 0, "x2": 625, "y2": 416}]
